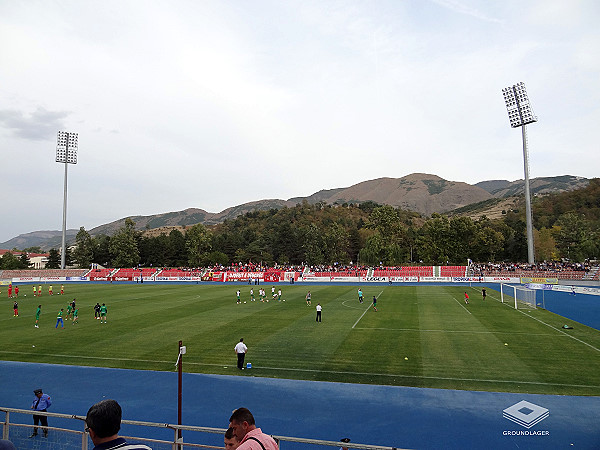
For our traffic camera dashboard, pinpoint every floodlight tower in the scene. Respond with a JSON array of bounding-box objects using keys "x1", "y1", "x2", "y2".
[
  {"x1": 56, "y1": 131, "x2": 78, "y2": 269},
  {"x1": 502, "y1": 82, "x2": 537, "y2": 264}
]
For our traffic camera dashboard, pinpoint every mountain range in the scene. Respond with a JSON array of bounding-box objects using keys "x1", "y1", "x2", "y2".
[{"x1": 2, "y1": 173, "x2": 589, "y2": 251}]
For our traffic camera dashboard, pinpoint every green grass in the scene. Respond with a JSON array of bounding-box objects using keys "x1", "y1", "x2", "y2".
[{"x1": 2, "y1": 284, "x2": 600, "y2": 396}]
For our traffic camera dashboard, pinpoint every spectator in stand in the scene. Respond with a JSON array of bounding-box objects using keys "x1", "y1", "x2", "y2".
[
  {"x1": 228, "y1": 407, "x2": 278, "y2": 450},
  {"x1": 85, "y1": 399, "x2": 151, "y2": 450}
]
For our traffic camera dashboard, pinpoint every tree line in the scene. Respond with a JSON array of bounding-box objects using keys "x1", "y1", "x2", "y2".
[{"x1": 2, "y1": 179, "x2": 598, "y2": 270}]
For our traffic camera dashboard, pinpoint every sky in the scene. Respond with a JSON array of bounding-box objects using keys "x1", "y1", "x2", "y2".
[{"x1": 1, "y1": 0, "x2": 599, "y2": 243}]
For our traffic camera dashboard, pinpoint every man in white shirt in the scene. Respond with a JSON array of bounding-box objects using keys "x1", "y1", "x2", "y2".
[
  {"x1": 316, "y1": 303, "x2": 322, "y2": 322},
  {"x1": 234, "y1": 338, "x2": 248, "y2": 370}
]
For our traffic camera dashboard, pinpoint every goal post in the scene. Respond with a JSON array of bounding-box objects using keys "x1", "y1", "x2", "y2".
[{"x1": 500, "y1": 284, "x2": 537, "y2": 310}]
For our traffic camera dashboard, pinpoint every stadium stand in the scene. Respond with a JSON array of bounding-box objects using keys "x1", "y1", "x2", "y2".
[
  {"x1": 439, "y1": 266, "x2": 468, "y2": 277},
  {"x1": 2, "y1": 263, "x2": 597, "y2": 282},
  {"x1": 0, "y1": 269, "x2": 87, "y2": 278},
  {"x1": 313, "y1": 270, "x2": 368, "y2": 277},
  {"x1": 156, "y1": 268, "x2": 204, "y2": 277},
  {"x1": 372, "y1": 267, "x2": 433, "y2": 277},
  {"x1": 85, "y1": 268, "x2": 115, "y2": 279},
  {"x1": 111, "y1": 268, "x2": 158, "y2": 278}
]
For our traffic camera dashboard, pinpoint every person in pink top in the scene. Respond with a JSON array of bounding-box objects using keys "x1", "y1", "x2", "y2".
[{"x1": 228, "y1": 408, "x2": 278, "y2": 450}]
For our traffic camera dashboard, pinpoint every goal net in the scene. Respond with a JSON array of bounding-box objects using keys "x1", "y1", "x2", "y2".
[{"x1": 500, "y1": 284, "x2": 537, "y2": 310}]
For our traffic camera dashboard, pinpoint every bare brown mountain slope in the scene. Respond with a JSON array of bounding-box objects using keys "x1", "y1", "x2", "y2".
[{"x1": 319, "y1": 173, "x2": 493, "y2": 216}]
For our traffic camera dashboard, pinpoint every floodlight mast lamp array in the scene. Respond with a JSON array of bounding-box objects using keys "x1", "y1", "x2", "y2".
[
  {"x1": 56, "y1": 131, "x2": 78, "y2": 270},
  {"x1": 502, "y1": 82, "x2": 537, "y2": 264}
]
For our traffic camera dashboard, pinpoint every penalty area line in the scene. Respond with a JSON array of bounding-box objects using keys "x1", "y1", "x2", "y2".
[
  {"x1": 351, "y1": 290, "x2": 383, "y2": 329},
  {"x1": 453, "y1": 297, "x2": 472, "y2": 315}
]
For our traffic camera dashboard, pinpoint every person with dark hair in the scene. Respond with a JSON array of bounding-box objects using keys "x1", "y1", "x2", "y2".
[
  {"x1": 228, "y1": 408, "x2": 278, "y2": 450},
  {"x1": 85, "y1": 399, "x2": 151, "y2": 450},
  {"x1": 224, "y1": 427, "x2": 240, "y2": 450},
  {"x1": 30, "y1": 388, "x2": 51, "y2": 438}
]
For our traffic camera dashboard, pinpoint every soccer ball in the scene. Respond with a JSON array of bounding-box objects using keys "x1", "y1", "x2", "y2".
[
  {"x1": 24, "y1": 294, "x2": 27, "y2": 297},
  {"x1": 244, "y1": 301, "x2": 247, "y2": 303}
]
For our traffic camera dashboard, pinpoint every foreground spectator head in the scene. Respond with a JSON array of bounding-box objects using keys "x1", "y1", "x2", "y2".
[
  {"x1": 0, "y1": 440, "x2": 16, "y2": 450},
  {"x1": 224, "y1": 426, "x2": 240, "y2": 450},
  {"x1": 229, "y1": 407, "x2": 256, "y2": 441},
  {"x1": 86, "y1": 399, "x2": 121, "y2": 442}
]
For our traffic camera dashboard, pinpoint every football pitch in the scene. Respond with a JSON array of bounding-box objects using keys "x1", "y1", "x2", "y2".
[{"x1": 2, "y1": 283, "x2": 600, "y2": 396}]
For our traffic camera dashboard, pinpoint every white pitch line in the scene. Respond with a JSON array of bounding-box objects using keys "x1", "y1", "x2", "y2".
[
  {"x1": 515, "y1": 308, "x2": 600, "y2": 353},
  {"x1": 353, "y1": 327, "x2": 558, "y2": 336},
  {"x1": 453, "y1": 297, "x2": 472, "y2": 314},
  {"x1": 351, "y1": 290, "x2": 383, "y2": 329},
  {"x1": 253, "y1": 364, "x2": 600, "y2": 389},
  {"x1": 3, "y1": 351, "x2": 598, "y2": 390},
  {"x1": 341, "y1": 300, "x2": 365, "y2": 310},
  {"x1": 0, "y1": 351, "x2": 227, "y2": 368}
]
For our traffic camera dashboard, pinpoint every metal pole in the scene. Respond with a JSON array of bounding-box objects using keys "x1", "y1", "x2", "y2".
[
  {"x1": 61, "y1": 159, "x2": 68, "y2": 270},
  {"x1": 522, "y1": 125, "x2": 535, "y2": 264},
  {"x1": 178, "y1": 340, "x2": 183, "y2": 444}
]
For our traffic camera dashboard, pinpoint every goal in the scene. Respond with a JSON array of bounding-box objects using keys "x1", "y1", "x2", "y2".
[{"x1": 500, "y1": 284, "x2": 537, "y2": 310}]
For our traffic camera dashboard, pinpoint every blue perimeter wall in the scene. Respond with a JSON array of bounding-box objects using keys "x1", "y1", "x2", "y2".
[{"x1": 536, "y1": 289, "x2": 600, "y2": 331}]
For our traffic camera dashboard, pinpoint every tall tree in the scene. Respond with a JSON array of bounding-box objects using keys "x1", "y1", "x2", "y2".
[
  {"x1": 72, "y1": 227, "x2": 95, "y2": 268},
  {"x1": 19, "y1": 252, "x2": 31, "y2": 269},
  {"x1": 93, "y1": 235, "x2": 112, "y2": 267},
  {"x1": 417, "y1": 214, "x2": 451, "y2": 264},
  {"x1": 109, "y1": 218, "x2": 140, "y2": 267},
  {"x1": 302, "y1": 223, "x2": 325, "y2": 265},
  {"x1": 323, "y1": 222, "x2": 350, "y2": 264},
  {"x1": 167, "y1": 229, "x2": 187, "y2": 266},
  {"x1": 535, "y1": 227, "x2": 558, "y2": 262},
  {"x1": 186, "y1": 223, "x2": 212, "y2": 267},
  {"x1": 46, "y1": 249, "x2": 61, "y2": 269},
  {"x1": 1, "y1": 252, "x2": 22, "y2": 269},
  {"x1": 554, "y1": 212, "x2": 596, "y2": 262}
]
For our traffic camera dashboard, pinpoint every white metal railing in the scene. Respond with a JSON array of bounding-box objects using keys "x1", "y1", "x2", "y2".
[{"x1": 2, "y1": 407, "x2": 406, "y2": 450}]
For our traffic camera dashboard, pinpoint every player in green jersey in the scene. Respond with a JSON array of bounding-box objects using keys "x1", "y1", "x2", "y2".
[
  {"x1": 35, "y1": 305, "x2": 41, "y2": 328},
  {"x1": 99, "y1": 303, "x2": 107, "y2": 323}
]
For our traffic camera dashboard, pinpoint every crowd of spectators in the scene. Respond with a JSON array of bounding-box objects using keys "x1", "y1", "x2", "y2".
[{"x1": 470, "y1": 261, "x2": 593, "y2": 276}]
